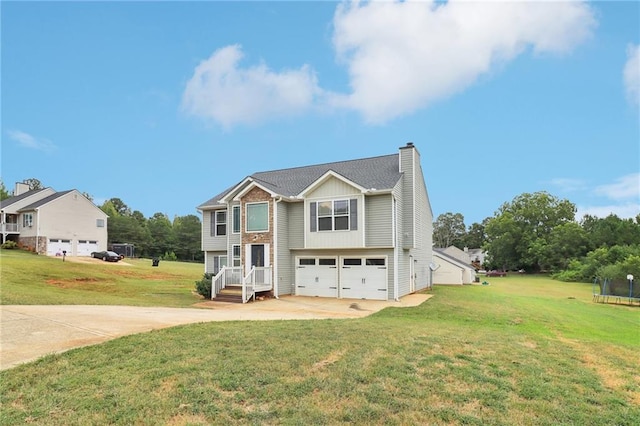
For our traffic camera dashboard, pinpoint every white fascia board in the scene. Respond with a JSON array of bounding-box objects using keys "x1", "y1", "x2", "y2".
[
  {"x1": 232, "y1": 180, "x2": 279, "y2": 201},
  {"x1": 219, "y1": 177, "x2": 254, "y2": 204},
  {"x1": 297, "y1": 170, "x2": 368, "y2": 198}
]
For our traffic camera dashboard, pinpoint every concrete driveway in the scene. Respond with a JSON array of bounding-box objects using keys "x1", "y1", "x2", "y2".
[{"x1": 0, "y1": 294, "x2": 430, "y2": 371}]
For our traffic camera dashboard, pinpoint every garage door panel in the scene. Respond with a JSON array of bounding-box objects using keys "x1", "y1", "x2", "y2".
[
  {"x1": 296, "y1": 258, "x2": 338, "y2": 298},
  {"x1": 340, "y1": 257, "x2": 388, "y2": 300},
  {"x1": 47, "y1": 239, "x2": 72, "y2": 256}
]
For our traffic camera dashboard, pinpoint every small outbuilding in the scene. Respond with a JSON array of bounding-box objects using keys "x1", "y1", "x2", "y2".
[{"x1": 432, "y1": 248, "x2": 477, "y2": 285}]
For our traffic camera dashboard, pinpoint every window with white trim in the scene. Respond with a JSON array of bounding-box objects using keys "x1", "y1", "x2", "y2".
[
  {"x1": 213, "y1": 255, "x2": 228, "y2": 274},
  {"x1": 97, "y1": 219, "x2": 105, "y2": 228},
  {"x1": 232, "y1": 205, "x2": 241, "y2": 233},
  {"x1": 310, "y1": 199, "x2": 357, "y2": 232},
  {"x1": 211, "y1": 210, "x2": 227, "y2": 236},
  {"x1": 22, "y1": 213, "x2": 33, "y2": 228},
  {"x1": 246, "y1": 202, "x2": 268, "y2": 232},
  {"x1": 232, "y1": 244, "x2": 241, "y2": 267}
]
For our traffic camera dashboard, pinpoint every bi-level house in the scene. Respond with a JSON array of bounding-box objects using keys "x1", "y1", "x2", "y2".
[
  {"x1": 197, "y1": 143, "x2": 433, "y2": 302},
  {"x1": 0, "y1": 182, "x2": 108, "y2": 256}
]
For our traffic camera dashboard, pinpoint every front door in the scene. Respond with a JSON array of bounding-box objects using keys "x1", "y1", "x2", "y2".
[{"x1": 245, "y1": 244, "x2": 269, "y2": 274}]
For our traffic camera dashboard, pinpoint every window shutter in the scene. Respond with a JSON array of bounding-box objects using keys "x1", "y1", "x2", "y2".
[
  {"x1": 210, "y1": 212, "x2": 215, "y2": 237},
  {"x1": 350, "y1": 199, "x2": 358, "y2": 230},
  {"x1": 310, "y1": 202, "x2": 317, "y2": 232}
]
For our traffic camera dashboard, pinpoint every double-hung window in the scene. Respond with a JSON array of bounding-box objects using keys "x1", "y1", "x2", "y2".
[
  {"x1": 246, "y1": 202, "x2": 268, "y2": 232},
  {"x1": 22, "y1": 213, "x2": 33, "y2": 228},
  {"x1": 211, "y1": 210, "x2": 226, "y2": 236},
  {"x1": 232, "y1": 244, "x2": 241, "y2": 267},
  {"x1": 311, "y1": 199, "x2": 357, "y2": 232}
]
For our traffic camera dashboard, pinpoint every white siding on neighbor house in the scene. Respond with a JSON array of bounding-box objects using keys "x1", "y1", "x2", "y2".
[
  {"x1": 36, "y1": 191, "x2": 108, "y2": 256},
  {"x1": 365, "y1": 194, "x2": 393, "y2": 247},
  {"x1": 433, "y1": 260, "x2": 465, "y2": 285}
]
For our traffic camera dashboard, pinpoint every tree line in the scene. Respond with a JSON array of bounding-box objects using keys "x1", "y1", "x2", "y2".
[
  {"x1": 100, "y1": 198, "x2": 202, "y2": 262},
  {"x1": 433, "y1": 191, "x2": 640, "y2": 283}
]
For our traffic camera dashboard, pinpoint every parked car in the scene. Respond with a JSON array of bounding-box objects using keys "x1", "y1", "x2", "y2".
[
  {"x1": 91, "y1": 251, "x2": 122, "y2": 262},
  {"x1": 486, "y1": 270, "x2": 507, "y2": 277}
]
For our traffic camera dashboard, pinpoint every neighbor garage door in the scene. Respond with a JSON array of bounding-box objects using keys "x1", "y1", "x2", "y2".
[
  {"x1": 77, "y1": 240, "x2": 99, "y2": 256},
  {"x1": 295, "y1": 257, "x2": 338, "y2": 297},
  {"x1": 340, "y1": 257, "x2": 388, "y2": 300},
  {"x1": 47, "y1": 239, "x2": 72, "y2": 256}
]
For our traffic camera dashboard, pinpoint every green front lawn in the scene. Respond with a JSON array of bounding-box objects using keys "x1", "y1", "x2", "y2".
[
  {"x1": 1, "y1": 265, "x2": 638, "y2": 425},
  {"x1": 0, "y1": 249, "x2": 204, "y2": 307}
]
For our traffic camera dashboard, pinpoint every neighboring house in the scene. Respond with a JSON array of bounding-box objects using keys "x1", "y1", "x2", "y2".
[
  {"x1": 441, "y1": 245, "x2": 471, "y2": 264},
  {"x1": 467, "y1": 248, "x2": 486, "y2": 268},
  {"x1": 432, "y1": 248, "x2": 477, "y2": 285},
  {"x1": 197, "y1": 142, "x2": 433, "y2": 302},
  {"x1": 0, "y1": 182, "x2": 108, "y2": 256}
]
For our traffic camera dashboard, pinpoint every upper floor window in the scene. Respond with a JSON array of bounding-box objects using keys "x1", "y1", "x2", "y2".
[
  {"x1": 232, "y1": 205, "x2": 241, "y2": 233},
  {"x1": 310, "y1": 199, "x2": 358, "y2": 232},
  {"x1": 211, "y1": 210, "x2": 226, "y2": 236},
  {"x1": 96, "y1": 219, "x2": 105, "y2": 228},
  {"x1": 246, "y1": 202, "x2": 268, "y2": 232},
  {"x1": 22, "y1": 213, "x2": 33, "y2": 228}
]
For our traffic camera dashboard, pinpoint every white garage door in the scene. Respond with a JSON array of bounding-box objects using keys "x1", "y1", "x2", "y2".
[
  {"x1": 77, "y1": 240, "x2": 99, "y2": 256},
  {"x1": 47, "y1": 239, "x2": 72, "y2": 256},
  {"x1": 295, "y1": 257, "x2": 338, "y2": 297},
  {"x1": 340, "y1": 257, "x2": 388, "y2": 300}
]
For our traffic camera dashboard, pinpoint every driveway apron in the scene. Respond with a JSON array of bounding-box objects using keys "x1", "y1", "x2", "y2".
[{"x1": 0, "y1": 294, "x2": 430, "y2": 370}]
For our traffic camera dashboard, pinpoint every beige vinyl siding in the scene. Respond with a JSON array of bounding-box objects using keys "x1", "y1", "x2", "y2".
[
  {"x1": 201, "y1": 209, "x2": 227, "y2": 251},
  {"x1": 365, "y1": 194, "x2": 393, "y2": 247},
  {"x1": 306, "y1": 176, "x2": 361, "y2": 198},
  {"x1": 36, "y1": 191, "x2": 108, "y2": 255},
  {"x1": 275, "y1": 201, "x2": 294, "y2": 295}
]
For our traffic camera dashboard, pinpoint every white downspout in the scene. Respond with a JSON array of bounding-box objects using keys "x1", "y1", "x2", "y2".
[{"x1": 35, "y1": 209, "x2": 40, "y2": 255}]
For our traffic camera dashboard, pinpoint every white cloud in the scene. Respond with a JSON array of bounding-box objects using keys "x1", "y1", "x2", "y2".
[
  {"x1": 549, "y1": 178, "x2": 588, "y2": 192},
  {"x1": 575, "y1": 173, "x2": 640, "y2": 220},
  {"x1": 7, "y1": 130, "x2": 56, "y2": 152},
  {"x1": 181, "y1": 1, "x2": 596, "y2": 127},
  {"x1": 594, "y1": 173, "x2": 640, "y2": 201},
  {"x1": 181, "y1": 45, "x2": 323, "y2": 128},
  {"x1": 330, "y1": 0, "x2": 596, "y2": 123},
  {"x1": 623, "y1": 44, "x2": 640, "y2": 107}
]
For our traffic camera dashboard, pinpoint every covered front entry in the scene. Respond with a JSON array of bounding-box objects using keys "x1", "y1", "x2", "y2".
[
  {"x1": 340, "y1": 257, "x2": 388, "y2": 300},
  {"x1": 296, "y1": 257, "x2": 338, "y2": 297}
]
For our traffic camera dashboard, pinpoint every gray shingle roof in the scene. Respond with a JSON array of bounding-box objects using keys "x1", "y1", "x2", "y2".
[
  {"x1": 198, "y1": 153, "x2": 403, "y2": 209},
  {"x1": 18, "y1": 190, "x2": 74, "y2": 211},
  {"x1": 0, "y1": 189, "x2": 49, "y2": 210}
]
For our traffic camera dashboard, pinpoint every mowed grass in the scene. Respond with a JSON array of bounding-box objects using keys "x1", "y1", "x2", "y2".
[
  {"x1": 1, "y1": 255, "x2": 639, "y2": 425},
  {"x1": 0, "y1": 249, "x2": 204, "y2": 307}
]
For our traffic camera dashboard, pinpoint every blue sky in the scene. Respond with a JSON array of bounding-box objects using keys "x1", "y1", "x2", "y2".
[{"x1": 2, "y1": 1, "x2": 639, "y2": 226}]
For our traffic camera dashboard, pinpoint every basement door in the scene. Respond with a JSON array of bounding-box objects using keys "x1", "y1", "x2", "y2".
[
  {"x1": 295, "y1": 257, "x2": 338, "y2": 298},
  {"x1": 340, "y1": 257, "x2": 388, "y2": 300}
]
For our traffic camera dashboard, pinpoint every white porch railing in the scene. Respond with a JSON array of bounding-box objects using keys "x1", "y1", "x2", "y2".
[
  {"x1": 211, "y1": 267, "x2": 243, "y2": 300},
  {"x1": 2, "y1": 223, "x2": 19, "y2": 233},
  {"x1": 242, "y1": 266, "x2": 273, "y2": 303}
]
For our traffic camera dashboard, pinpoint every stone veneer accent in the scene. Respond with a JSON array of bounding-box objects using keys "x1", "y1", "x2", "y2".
[
  {"x1": 19, "y1": 236, "x2": 48, "y2": 255},
  {"x1": 240, "y1": 186, "x2": 274, "y2": 267}
]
